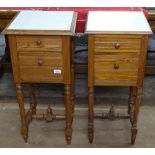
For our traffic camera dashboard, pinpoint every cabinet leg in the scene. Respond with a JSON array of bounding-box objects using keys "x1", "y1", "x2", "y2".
[
  {"x1": 128, "y1": 87, "x2": 134, "y2": 114},
  {"x1": 131, "y1": 127, "x2": 138, "y2": 145},
  {"x1": 16, "y1": 84, "x2": 28, "y2": 142},
  {"x1": 65, "y1": 84, "x2": 72, "y2": 145},
  {"x1": 71, "y1": 40, "x2": 74, "y2": 124},
  {"x1": 71, "y1": 66, "x2": 75, "y2": 124},
  {"x1": 71, "y1": 83, "x2": 74, "y2": 125},
  {"x1": 131, "y1": 87, "x2": 142, "y2": 145},
  {"x1": 29, "y1": 84, "x2": 37, "y2": 115},
  {"x1": 88, "y1": 87, "x2": 94, "y2": 144}
]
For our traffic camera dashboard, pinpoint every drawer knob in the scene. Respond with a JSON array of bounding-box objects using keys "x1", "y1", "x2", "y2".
[
  {"x1": 114, "y1": 64, "x2": 119, "y2": 70},
  {"x1": 36, "y1": 40, "x2": 41, "y2": 46},
  {"x1": 38, "y1": 58, "x2": 44, "y2": 66},
  {"x1": 115, "y1": 43, "x2": 120, "y2": 49}
]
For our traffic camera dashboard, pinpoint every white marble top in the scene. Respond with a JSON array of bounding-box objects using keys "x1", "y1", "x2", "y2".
[
  {"x1": 4, "y1": 11, "x2": 76, "y2": 35},
  {"x1": 85, "y1": 11, "x2": 152, "y2": 34}
]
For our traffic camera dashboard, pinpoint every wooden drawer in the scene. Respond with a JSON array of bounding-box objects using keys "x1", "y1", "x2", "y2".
[
  {"x1": 94, "y1": 35, "x2": 141, "y2": 53},
  {"x1": 94, "y1": 71, "x2": 138, "y2": 86},
  {"x1": 94, "y1": 52, "x2": 140, "y2": 70},
  {"x1": 94, "y1": 52, "x2": 139, "y2": 86},
  {"x1": 18, "y1": 52, "x2": 63, "y2": 83},
  {"x1": 94, "y1": 58, "x2": 139, "y2": 71},
  {"x1": 16, "y1": 36, "x2": 62, "y2": 52},
  {"x1": 20, "y1": 66, "x2": 63, "y2": 83},
  {"x1": 19, "y1": 53, "x2": 63, "y2": 67}
]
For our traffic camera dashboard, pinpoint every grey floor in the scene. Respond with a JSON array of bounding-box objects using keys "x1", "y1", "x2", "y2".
[{"x1": 0, "y1": 73, "x2": 155, "y2": 147}]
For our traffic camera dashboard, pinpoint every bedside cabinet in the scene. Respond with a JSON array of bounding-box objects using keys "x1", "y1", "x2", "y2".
[
  {"x1": 3, "y1": 11, "x2": 77, "y2": 144},
  {"x1": 85, "y1": 11, "x2": 152, "y2": 144}
]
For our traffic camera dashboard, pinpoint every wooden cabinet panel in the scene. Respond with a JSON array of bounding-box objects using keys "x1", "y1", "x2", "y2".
[
  {"x1": 93, "y1": 35, "x2": 141, "y2": 86},
  {"x1": 94, "y1": 58, "x2": 139, "y2": 71},
  {"x1": 20, "y1": 66, "x2": 63, "y2": 83},
  {"x1": 94, "y1": 52, "x2": 140, "y2": 59},
  {"x1": 94, "y1": 35, "x2": 141, "y2": 53},
  {"x1": 19, "y1": 53, "x2": 63, "y2": 66},
  {"x1": 16, "y1": 36, "x2": 62, "y2": 52},
  {"x1": 19, "y1": 52, "x2": 63, "y2": 83},
  {"x1": 94, "y1": 70, "x2": 137, "y2": 80},
  {"x1": 17, "y1": 36, "x2": 64, "y2": 83}
]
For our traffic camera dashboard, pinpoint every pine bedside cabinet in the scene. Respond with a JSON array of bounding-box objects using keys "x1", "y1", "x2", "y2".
[
  {"x1": 2, "y1": 10, "x2": 77, "y2": 144},
  {"x1": 85, "y1": 11, "x2": 152, "y2": 144}
]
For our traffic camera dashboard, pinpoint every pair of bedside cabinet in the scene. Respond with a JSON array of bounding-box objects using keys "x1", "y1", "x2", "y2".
[{"x1": 2, "y1": 10, "x2": 152, "y2": 145}]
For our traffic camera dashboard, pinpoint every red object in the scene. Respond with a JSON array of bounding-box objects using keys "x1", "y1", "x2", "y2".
[{"x1": 0, "y1": 7, "x2": 148, "y2": 33}]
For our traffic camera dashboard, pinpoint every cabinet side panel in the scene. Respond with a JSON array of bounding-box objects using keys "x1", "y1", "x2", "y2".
[
  {"x1": 8, "y1": 35, "x2": 21, "y2": 83},
  {"x1": 63, "y1": 36, "x2": 71, "y2": 84},
  {"x1": 88, "y1": 35, "x2": 94, "y2": 87},
  {"x1": 137, "y1": 35, "x2": 148, "y2": 87}
]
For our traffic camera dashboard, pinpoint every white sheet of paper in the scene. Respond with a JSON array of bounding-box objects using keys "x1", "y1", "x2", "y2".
[{"x1": 53, "y1": 69, "x2": 62, "y2": 74}]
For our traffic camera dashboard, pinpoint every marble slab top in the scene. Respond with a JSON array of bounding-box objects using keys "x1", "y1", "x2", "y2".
[
  {"x1": 85, "y1": 11, "x2": 152, "y2": 34},
  {"x1": 3, "y1": 10, "x2": 77, "y2": 35}
]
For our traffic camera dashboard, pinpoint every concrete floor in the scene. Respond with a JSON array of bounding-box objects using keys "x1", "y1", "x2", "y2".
[{"x1": 0, "y1": 73, "x2": 155, "y2": 147}]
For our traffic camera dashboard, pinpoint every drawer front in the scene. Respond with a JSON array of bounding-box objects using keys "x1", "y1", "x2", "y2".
[
  {"x1": 94, "y1": 35, "x2": 141, "y2": 53},
  {"x1": 94, "y1": 71, "x2": 138, "y2": 86},
  {"x1": 94, "y1": 59, "x2": 139, "y2": 71},
  {"x1": 94, "y1": 52, "x2": 139, "y2": 86},
  {"x1": 20, "y1": 66, "x2": 63, "y2": 83},
  {"x1": 19, "y1": 52, "x2": 63, "y2": 83},
  {"x1": 16, "y1": 36, "x2": 62, "y2": 52},
  {"x1": 19, "y1": 54, "x2": 62, "y2": 67}
]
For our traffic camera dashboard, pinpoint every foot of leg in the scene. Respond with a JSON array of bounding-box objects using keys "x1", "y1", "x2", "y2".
[
  {"x1": 21, "y1": 126, "x2": 28, "y2": 143},
  {"x1": 131, "y1": 127, "x2": 138, "y2": 145},
  {"x1": 88, "y1": 123, "x2": 94, "y2": 144}
]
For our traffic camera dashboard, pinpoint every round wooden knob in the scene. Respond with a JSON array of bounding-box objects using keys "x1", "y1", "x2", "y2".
[
  {"x1": 115, "y1": 43, "x2": 120, "y2": 49},
  {"x1": 36, "y1": 40, "x2": 41, "y2": 46},
  {"x1": 114, "y1": 64, "x2": 119, "y2": 70},
  {"x1": 38, "y1": 58, "x2": 44, "y2": 66}
]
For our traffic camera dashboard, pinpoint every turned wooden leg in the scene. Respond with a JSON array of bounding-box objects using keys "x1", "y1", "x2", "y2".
[
  {"x1": 71, "y1": 39, "x2": 74, "y2": 122},
  {"x1": 131, "y1": 87, "x2": 142, "y2": 145},
  {"x1": 29, "y1": 84, "x2": 37, "y2": 115},
  {"x1": 16, "y1": 84, "x2": 28, "y2": 142},
  {"x1": 65, "y1": 84, "x2": 72, "y2": 145},
  {"x1": 128, "y1": 86, "x2": 134, "y2": 114},
  {"x1": 88, "y1": 87, "x2": 94, "y2": 144},
  {"x1": 71, "y1": 65, "x2": 74, "y2": 124},
  {"x1": 71, "y1": 85, "x2": 74, "y2": 124}
]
